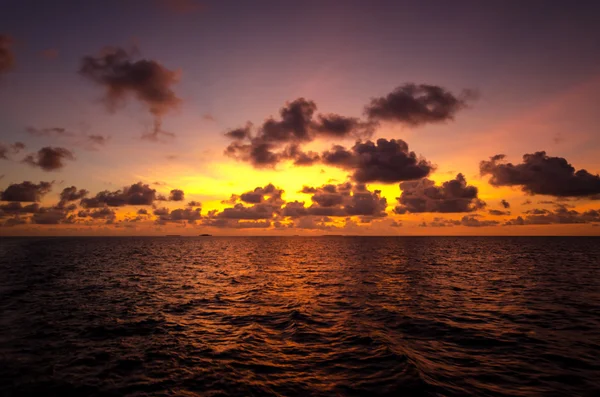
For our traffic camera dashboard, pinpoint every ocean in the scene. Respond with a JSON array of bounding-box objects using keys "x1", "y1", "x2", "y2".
[{"x1": 1, "y1": 236, "x2": 599, "y2": 396}]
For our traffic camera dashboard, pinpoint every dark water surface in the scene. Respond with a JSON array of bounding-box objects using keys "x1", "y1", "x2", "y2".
[{"x1": 1, "y1": 237, "x2": 599, "y2": 396}]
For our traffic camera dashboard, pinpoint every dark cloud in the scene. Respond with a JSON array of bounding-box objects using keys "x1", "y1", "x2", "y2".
[
  {"x1": 23, "y1": 147, "x2": 75, "y2": 171},
  {"x1": 239, "y1": 184, "x2": 284, "y2": 205},
  {"x1": 155, "y1": 207, "x2": 202, "y2": 224},
  {"x1": 224, "y1": 123, "x2": 252, "y2": 140},
  {"x1": 394, "y1": 174, "x2": 484, "y2": 214},
  {"x1": 0, "y1": 142, "x2": 25, "y2": 160},
  {"x1": 137, "y1": 208, "x2": 149, "y2": 215},
  {"x1": 505, "y1": 205, "x2": 600, "y2": 225},
  {"x1": 500, "y1": 199, "x2": 510, "y2": 209},
  {"x1": 187, "y1": 200, "x2": 201, "y2": 207},
  {"x1": 283, "y1": 144, "x2": 321, "y2": 166},
  {"x1": 424, "y1": 215, "x2": 498, "y2": 228},
  {"x1": 322, "y1": 139, "x2": 433, "y2": 183},
  {"x1": 1, "y1": 217, "x2": 27, "y2": 227},
  {"x1": 169, "y1": 189, "x2": 184, "y2": 201},
  {"x1": 0, "y1": 202, "x2": 40, "y2": 216},
  {"x1": 224, "y1": 98, "x2": 372, "y2": 168},
  {"x1": 58, "y1": 186, "x2": 88, "y2": 207},
  {"x1": 80, "y1": 46, "x2": 181, "y2": 140},
  {"x1": 80, "y1": 182, "x2": 156, "y2": 207},
  {"x1": 314, "y1": 114, "x2": 374, "y2": 138},
  {"x1": 0, "y1": 181, "x2": 52, "y2": 202},
  {"x1": 217, "y1": 203, "x2": 279, "y2": 220},
  {"x1": 204, "y1": 218, "x2": 272, "y2": 229},
  {"x1": 82, "y1": 134, "x2": 110, "y2": 150},
  {"x1": 0, "y1": 35, "x2": 14, "y2": 75},
  {"x1": 489, "y1": 209, "x2": 510, "y2": 216},
  {"x1": 25, "y1": 126, "x2": 75, "y2": 137},
  {"x1": 283, "y1": 182, "x2": 387, "y2": 218},
  {"x1": 77, "y1": 208, "x2": 116, "y2": 223},
  {"x1": 364, "y1": 83, "x2": 474, "y2": 125},
  {"x1": 423, "y1": 217, "x2": 461, "y2": 227},
  {"x1": 31, "y1": 207, "x2": 75, "y2": 225},
  {"x1": 460, "y1": 215, "x2": 500, "y2": 227},
  {"x1": 208, "y1": 184, "x2": 285, "y2": 221},
  {"x1": 480, "y1": 152, "x2": 600, "y2": 197}
]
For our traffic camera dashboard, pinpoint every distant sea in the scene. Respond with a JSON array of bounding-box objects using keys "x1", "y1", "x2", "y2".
[{"x1": 1, "y1": 237, "x2": 599, "y2": 396}]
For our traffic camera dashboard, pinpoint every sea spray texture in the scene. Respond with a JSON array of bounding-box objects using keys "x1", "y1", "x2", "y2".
[{"x1": 1, "y1": 237, "x2": 599, "y2": 396}]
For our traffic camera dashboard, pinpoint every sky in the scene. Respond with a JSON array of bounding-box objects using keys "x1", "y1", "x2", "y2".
[{"x1": 1, "y1": 0, "x2": 600, "y2": 235}]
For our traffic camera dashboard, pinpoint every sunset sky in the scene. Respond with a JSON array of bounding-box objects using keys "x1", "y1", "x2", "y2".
[{"x1": 1, "y1": 0, "x2": 600, "y2": 235}]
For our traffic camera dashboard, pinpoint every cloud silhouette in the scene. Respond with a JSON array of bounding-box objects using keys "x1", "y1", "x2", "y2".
[
  {"x1": 0, "y1": 142, "x2": 25, "y2": 159},
  {"x1": 155, "y1": 207, "x2": 202, "y2": 224},
  {"x1": 480, "y1": 152, "x2": 600, "y2": 197},
  {"x1": 80, "y1": 182, "x2": 157, "y2": 207},
  {"x1": 322, "y1": 139, "x2": 433, "y2": 183},
  {"x1": 80, "y1": 46, "x2": 181, "y2": 140},
  {"x1": 23, "y1": 147, "x2": 75, "y2": 171},
  {"x1": 0, "y1": 181, "x2": 52, "y2": 202},
  {"x1": 500, "y1": 199, "x2": 510, "y2": 209},
  {"x1": 58, "y1": 186, "x2": 88, "y2": 208},
  {"x1": 25, "y1": 126, "x2": 75, "y2": 137},
  {"x1": 169, "y1": 189, "x2": 184, "y2": 201},
  {"x1": 394, "y1": 173, "x2": 485, "y2": 214},
  {"x1": 365, "y1": 83, "x2": 474, "y2": 125},
  {"x1": 505, "y1": 205, "x2": 600, "y2": 225},
  {"x1": 224, "y1": 98, "x2": 373, "y2": 168},
  {"x1": 489, "y1": 209, "x2": 510, "y2": 216},
  {"x1": 285, "y1": 182, "x2": 387, "y2": 218}
]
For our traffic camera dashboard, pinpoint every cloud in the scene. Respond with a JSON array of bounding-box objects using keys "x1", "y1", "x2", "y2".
[
  {"x1": 425, "y1": 215, "x2": 498, "y2": 228},
  {"x1": 26, "y1": 127, "x2": 109, "y2": 151},
  {"x1": 0, "y1": 181, "x2": 52, "y2": 202},
  {"x1": 80, "y1": 46, "x2": 181, "y2": 140},
  {"x1": 0, "y1": 142, "x2": 25, "y2": 159},
  {"x1": 480, "y1": 152, "x2": 600, "y2": 197},
  {"x1": 31, "y1": 207, "x2": 76, "y2": 225},
  {"x1": 23, "y1": 147, "x2": 75, "y2": 171},
  {"x1": 394, "y1": 173, "x2": 484, "y2": 214},
  {"x1": 364, "y1": 83, "x2": 474, "y2": 125},
  {"x1": 155, "y1": 207, "x2": 202, "y2": 224},
  {"x1": 80, "y1": 182, "x2": 157, "y2": 207},
  {"x1": 489, "y1": 209, "x2": 510, "y2": 216},
  {"x1": 459, "y1": 215, "x2": 500, "y2": 227},
  {"x1": 224, "y1": 123, "x2": 252, "y2": 140},
  {"x1": 0, "y1": 35, "x2": 14, "y2": 75},
  {"x1": 284, "y1": 182, "x2": 387, "y2": 218},
  {"x1": 0, "y1": 202, "x2": 40, "y2": 216},
  {"x1": 58, "y1": 186, "x2": 88, "y2": 208},
  {"x1": 78, "y1": 207, "x2": 116, "y2": 223},
  {"x1": 26, "y1": 126, "x2": 75, "y2": 137},
  {"x1": 224, "y1": 98, "x2": 372, "y2": 168},
  {"x1": 239, "y1": 183, "x2": 283, "y2": 204},
  {"x1": 187, "y1": 200, "x2": 201, "y2": 207},
  {"x1": 204, "y1": 219, "x2": 272, "y2": 229},
  {"x1": 1, "y1": 217, "x2": 27, "y2": 227},
  {"x1": 500, "y1": 199, "x2": 510, "y2": 209},
  {"x1": 505, "y1": 205, "x2": 600, "y2": 225},
  {"x1": 207, "y1": 184, "x2": 284, "y2": 222},
  {"x1": 322, "y1": 139, "x2": 433, "y2": 183},
  {"x1": 81, "y1": 134, "x2": 110, "y2": 150},
  {"x1": 169, "y1": 189, "x2": 184, "y2": 201}
]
